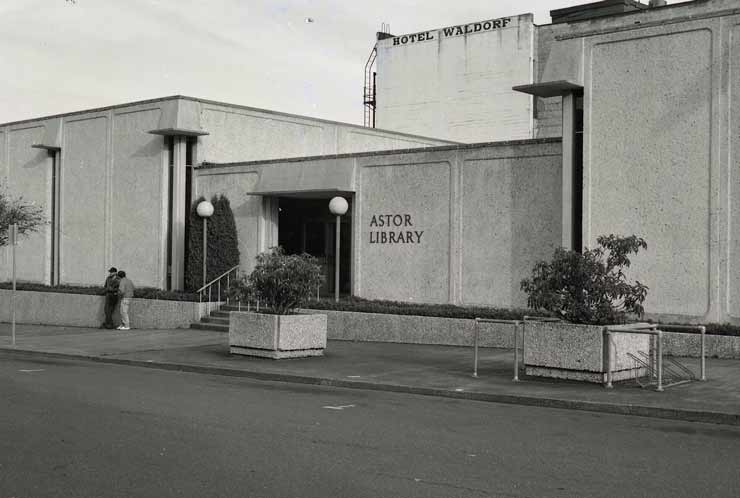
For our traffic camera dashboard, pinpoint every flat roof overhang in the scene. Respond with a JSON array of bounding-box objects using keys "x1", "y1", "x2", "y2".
[
  {"x1": 512, "y1": 80, "x2": 583, "y2": 98},
  {"x1": 248, "y1": 159, "x2": 356, "y2": 197},
  {"x1": 148, "y1": 127, "x2": 209, "y2": 137},
  {"x1": 248, "y1": 189, "x2": 354, "y2": 199}
]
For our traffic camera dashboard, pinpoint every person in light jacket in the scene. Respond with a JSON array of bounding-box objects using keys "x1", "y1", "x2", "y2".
[{"x1": 116, "y1": 270, "x2": 135, "y2": 330}]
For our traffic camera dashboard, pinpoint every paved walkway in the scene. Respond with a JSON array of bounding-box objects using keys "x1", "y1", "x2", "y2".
[{"x1": 2, "y1": 323, "x2": 739, "y2": 425}]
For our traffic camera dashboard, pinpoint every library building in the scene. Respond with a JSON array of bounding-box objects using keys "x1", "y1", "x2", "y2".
[{"x1": 1, "y1": 0, "x2": 739, "y2": 325}]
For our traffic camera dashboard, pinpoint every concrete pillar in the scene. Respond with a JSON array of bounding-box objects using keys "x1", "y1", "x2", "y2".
[
  {"x1": 170, "y1": 136, "x2": 187, "y2": 290},
  {"x1": 561, "y1": 93, "x2": 576, "y2": 250}
]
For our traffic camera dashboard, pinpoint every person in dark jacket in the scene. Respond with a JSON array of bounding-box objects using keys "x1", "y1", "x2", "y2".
[{"x1": 101, "y1": 267, "x2": 120, "y2": 329}]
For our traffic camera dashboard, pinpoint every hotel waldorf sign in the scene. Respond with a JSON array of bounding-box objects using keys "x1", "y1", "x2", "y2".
[
  {"x1": 368, "y1": 214, "x2": 424, "y2": 244},
  {"x1": 390, "y1": 17, "x2": 513, "y2": 47}
]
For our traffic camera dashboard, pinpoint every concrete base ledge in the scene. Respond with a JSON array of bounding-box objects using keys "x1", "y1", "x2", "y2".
[
  {"x1": 313, "y1": 309, "x2": 519, "y2": 348},
  {"x1": 0, "y1": 289, "x2": 209, "y2": 329},
  {"x1": 311, "y1": 309, "x2": 740, "y2": 359},
  {"x1": 229, "y1": 346, "x2": 324, "y2": 359},
  {"x1": 1, "y1": 347, "x2": 738, "y2": 426}
]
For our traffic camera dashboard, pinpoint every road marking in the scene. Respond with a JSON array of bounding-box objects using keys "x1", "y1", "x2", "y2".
[
  {"x1": 346, "y1": 375, "x2": 361, "y2": 378},
  {"x1": 455, "y1": 388, "x2": 464, "y2": 392},
  {"x1": 322, "y1": 404, "x2": 356, "y2": 410},
  {"x1": 19, "y1": 369, "x2": 45, "y2": 373}
]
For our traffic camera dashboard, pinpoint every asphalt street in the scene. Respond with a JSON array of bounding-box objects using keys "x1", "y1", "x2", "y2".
[{"x1": 1, "y1": 355, "x2": 739, "y2": 498}]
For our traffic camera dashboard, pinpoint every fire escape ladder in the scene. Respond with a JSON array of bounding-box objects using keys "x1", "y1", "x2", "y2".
[{"x1": 363, "y1": 45, "x2": 377, "y2": 128}]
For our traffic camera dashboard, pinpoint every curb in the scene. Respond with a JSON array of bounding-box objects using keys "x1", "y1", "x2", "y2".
[{"x1": 2, "y1": 347, "x2": 738, "y2": 427}]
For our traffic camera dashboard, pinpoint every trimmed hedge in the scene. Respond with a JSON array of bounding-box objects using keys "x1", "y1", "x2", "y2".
[
  {"x1": 302, "y1": 298, "x2": 740, "y2": 337},
  {"x1": 656, "y1": 321, "x2": 740, "y2": 337},
  {"x1": 185, "y1": 195, "x2": 240, "y2": 291},
  {"x1": 303, "y1": 297, "x2": 533, "y2": 322},
  {"x1": 0, "y1": 282, "x2": 199, "y2": 302}
]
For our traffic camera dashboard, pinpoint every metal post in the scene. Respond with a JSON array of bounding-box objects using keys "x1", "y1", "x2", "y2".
[
  {"x1": 651, "y1": 334, "x2": 657, "y2": 380},
  {"x1": 335, "y1": 214, "x2": 340, "y2": 303},
  {"x1": 208, "y1": 286, "x2": 212, "y2": 316},
  {"x1": 473, "y1": 319, "x2": 479, "y2": 378},
  {"x1": 226, "y1": 274, "x2": 230, "y2": 305},
  {"x1": 657, "y1": 330, "x2": 664, "y2": 391},
  {"x1": 700, "y1": 325, "x2": 706, "y2": 381},
  {"x1": 202, "y1": 218, "x2": 208, "y2": 290},
  {"x1": 605, "y1": 330, "x2": 613, "y2": 389},
  {"x1": 218, "y1": 280, "x2": 221, "y2": 306},
  {"x1": 513, "y1": 322, "x2": 520, "y2": 382},
  {"x1": 11, "y1": 224, "x2": 17, "y2": 346}
]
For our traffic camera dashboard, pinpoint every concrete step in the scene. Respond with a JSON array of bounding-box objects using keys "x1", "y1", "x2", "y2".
[
  {"x1": 202, "y1": 316, "x2": 229, "y2": 325},
  {"x1": 220, "y1": 304, "x2": 245, "y2": 312},
  {"x1": 190, "y1": 322, "x2": 229, "y2": 332},
  {"x1": 209, "y1": 310, "x2": 231, "y2": 319}
]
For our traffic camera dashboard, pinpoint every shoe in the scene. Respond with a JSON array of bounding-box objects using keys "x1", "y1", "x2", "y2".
[
  {"x1": 119, "y1": 327, "x2": 130, "y2": 331},
  {"x1": 116, "y1": 326, "x2": 124, "y2": 330}
]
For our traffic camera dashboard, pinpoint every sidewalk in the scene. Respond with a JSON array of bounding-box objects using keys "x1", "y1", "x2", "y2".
[{"x1": 2, "y1": 323, "x2": 740, "y2": 425}]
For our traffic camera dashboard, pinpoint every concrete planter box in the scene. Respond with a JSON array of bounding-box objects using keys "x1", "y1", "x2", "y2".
[
  {"x1": 0, "y1": 289, "x2": 208, "y2": 329},
  {"x1": 523, "y1": 321, "x2": 650, "y2": 383},
  {"x1": 229, "y1": 311, "x2": 327, "y2": 359}
]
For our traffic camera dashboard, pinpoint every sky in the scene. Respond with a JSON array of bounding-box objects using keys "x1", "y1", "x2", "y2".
[{"x1": 1, "y1": 0, "x2": 597, "y2": 126}]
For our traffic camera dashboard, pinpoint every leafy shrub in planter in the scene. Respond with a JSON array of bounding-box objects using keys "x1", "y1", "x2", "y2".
[
  {"x1": 229, "y1": 247, "x2": 322, "y2": 315},
  {"x1": 520, "y1": 234, "x2": 648, "y2": 325}
]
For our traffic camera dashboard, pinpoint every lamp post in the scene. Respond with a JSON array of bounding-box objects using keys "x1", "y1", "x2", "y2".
[
  {"x1": 197, "y1": 200, "x2": 214, "y2": 289},
  {"x1": 328, "y1": 196, "x2": 348, "y2": 303},
  {"x1": 10, "y1": 223, "x2": 17, "y2": 346}
]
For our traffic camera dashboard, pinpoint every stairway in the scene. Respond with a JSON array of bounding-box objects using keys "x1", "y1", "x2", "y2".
[{"x1": 190, "y1": 304, "x2": 242, "y2": 332}]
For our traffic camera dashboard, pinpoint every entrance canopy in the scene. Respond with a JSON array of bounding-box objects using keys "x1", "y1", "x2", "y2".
[{"x1": 249, "y1": 158, "x2": 355, "y2": 197}]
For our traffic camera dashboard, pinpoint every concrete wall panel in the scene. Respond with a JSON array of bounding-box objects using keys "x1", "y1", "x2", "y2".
[
  {"x1": 729, "y1": 22, "x2": 740, "y2": 319},
  {"x1": 461, "y1": 152, "x2": 561, "y2": 307},
  {"x1": 61, "y1": 116, "x2": 108, "y2": 285},
  {"x1": 358, "y1": 160, "x2": 451, "y2": 303},
  {"x1": 7, "y1": 126, "x2": 48, "y2": 283},
  {"x1": 200, "y1": 107, "x2": 324, "y2": 163},
  {"x1": 110, "y1": 109, "x2": 163, "y2": 288},
  {"x1": 586, "y1": 29, "x2": 713, "y2": 317},
  {"x1": 199, "y1": 104, "x2": 452, "y2": 165},
  {"x1": 340, "y1": 129, "x2": 447, "y2": 154}
]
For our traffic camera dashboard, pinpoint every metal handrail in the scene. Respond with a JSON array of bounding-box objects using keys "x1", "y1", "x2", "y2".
[
  {"x1": 197, "y1": 265, "x2": 241, "y2": 319},
  {"x1": 473, "y1": 318, "x2": 524, "y2": 381},
  {"x1": 196, "y1": 265, "x2": 241, "y2": 294},
  {"x1": 605, "y1": 324, "x2": 706, "y2": 391}
]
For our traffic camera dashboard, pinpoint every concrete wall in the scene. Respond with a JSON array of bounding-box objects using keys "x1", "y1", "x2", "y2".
[
  {"x1": 375, "y1": 14, "x2": 535, "y2": 143},
  {"x1": 201, "y1": 139, "x2": 562, "y2": 308},
  {"x1": 1, "y1": 125, "x2": 49, "y2": 283},
  {"x1": 0, "y1": 96, "x2": 451, "y2": 289},
  {"x1": 356, "y1": 140, "x2": 561, "y2": 307},
  {"x1": 197, "y1": 100, "x2": 454, "y2": 164},
  {"x1": 0, "y1": 289, "x2": 205, "y2": 329},
  {"x1": 1, "y1": 103, "x2": 168, "y2": 289},
  {"x1": 581, "y1": 9, "x2": 739, "y2": 324},
  {"x1": 531, "y1": 1, "x2": 740, "y2": 324}
]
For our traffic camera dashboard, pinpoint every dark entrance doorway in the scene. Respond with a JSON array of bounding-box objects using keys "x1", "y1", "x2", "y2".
[{"x1": 277, "y1": 196, "x2": 352, "y2": 297}]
